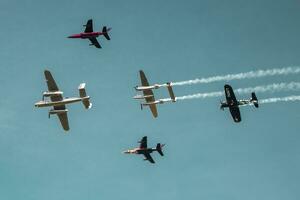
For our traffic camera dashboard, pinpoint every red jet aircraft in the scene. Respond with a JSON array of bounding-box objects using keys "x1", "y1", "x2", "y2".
[{"x1": 68, "y1": 19, "x2": 111, "y2": 48}]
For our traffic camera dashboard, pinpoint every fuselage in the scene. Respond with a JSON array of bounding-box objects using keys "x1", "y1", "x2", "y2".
[
  {"x1": 123, "y1": 148, "x2": 156, "y2": 154},
  {"x1": 133, "y1": 94, "x2": 154, "y2": 100},
  {"x1": 220, "y1": 99, "x2": 251, "y2": 109},
  {"x1": 35, "y1": 96, "x2": 90, "y2": 108},
  {"x1": 135, "y1": 84, "x2": 161, "y2": 91},
  {"x1": 142, "y1": 99, "x2": 172, "y2": 106},
  {"x1": 68, "y1": 32, "x2": 103, "y2": 39}
]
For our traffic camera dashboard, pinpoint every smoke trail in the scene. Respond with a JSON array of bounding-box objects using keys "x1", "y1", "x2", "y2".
[
  {"x1": 172, "y1": 66, "x2": 300, "y2": 86},
  {"x1": 175, "y1": 82, "x2": 300, "y2": 101},
  {"x1": 260, "y1": 95, "x2": 300, "y2": 104}
]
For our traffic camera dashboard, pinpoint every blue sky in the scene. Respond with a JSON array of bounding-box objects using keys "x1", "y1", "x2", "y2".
[{"x1": 0, "y1": 0, "x2": 300, "y2": 199}]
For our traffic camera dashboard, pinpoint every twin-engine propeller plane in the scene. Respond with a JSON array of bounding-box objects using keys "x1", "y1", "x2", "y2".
[
  {"x1": 220, "y1": 84, "x2": 258, "y2": 122},
  {"x1": 123, "y1": 136, "x2": 165, "y2": 164},
  {"x1": 133, "y1": 70, "x2": 176, "y2": 118},
  {"x1": 68, "y1": 19, "x2": 111, "y2": 49},
  {"x1": 35, "y1": 70, "x2": 92, "y2": 131}
]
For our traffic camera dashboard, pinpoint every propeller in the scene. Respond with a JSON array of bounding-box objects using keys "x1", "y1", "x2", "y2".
[{"x1": 220, "y1": 100, "x2": 224, "y2": 110}]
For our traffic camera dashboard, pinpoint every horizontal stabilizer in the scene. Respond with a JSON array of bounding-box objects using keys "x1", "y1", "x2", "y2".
[{"x1": 166, "y1": 82, "x2": 176, "y2": 102}]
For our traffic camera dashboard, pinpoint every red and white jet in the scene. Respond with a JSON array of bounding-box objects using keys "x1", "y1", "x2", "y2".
[{"x1": 68, "y1": 19, "x2": 111, "y2": 48}]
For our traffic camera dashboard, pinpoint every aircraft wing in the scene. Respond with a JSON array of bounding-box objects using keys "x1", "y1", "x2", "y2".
[
  {"x1": 139, "y1": 136, "x2": 147, "y2": 148},
  {"x1": 54, "y1": 105, "x2": 70, "y2": 131},
  {"x1": 224, "y1": 84, "x2": 238, "y2": 105},
  {"x1": 229, "y1": 106, "x2": 241, "y2": 122},
  {"x1": 224, "y1": 85, "x2": 237, "y2": 105},
  {"x1": 44, "y1": 70, "x2": 63, "y2": 102},
  {"x1": 139, "y1": 70, "x2": 150, "y2": 87},
  {"x1": 89, "y1": 38, "x2": 101, "y2": 48},
  {"x1": 139, "y1": 70, "x2": 158, "y2": 118},
  {"x1": 143, "y1": 153, "x2": 155, "y2": 163},
  {"x1": 224, "y1": 85, "x2": 241, "y2": 122},
  {"x1": 84, "y1": 19, "x2": 93, "y2": 33},
  {"x1": 149, "y1": 104, "x2": 158, "y2": 118}
]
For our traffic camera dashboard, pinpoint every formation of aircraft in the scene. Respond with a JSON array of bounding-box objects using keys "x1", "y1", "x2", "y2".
[
  {"x1": 123, "y1": 136, "x2": 165, "y2": 164},
  {"x1": 133, "y1": 70, "x2": 176, "y2": 118},
  {"x1": 220, "y1": 84, "x2": 259, "y2": 122},
  {"x1": 35, "y1": 70, "x2": 92, "y2": 131},
  {"x1": 32, "y1": 19, "x2": 264, "y2": 164},
  {"x1": 68, "y1": 19, "x2": 111, "y2": 48}
]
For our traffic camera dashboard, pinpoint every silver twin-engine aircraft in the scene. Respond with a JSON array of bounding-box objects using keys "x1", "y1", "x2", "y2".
[
  {"x1": 133, "y1": 70, "x2": 176, "y2": 118},
  {"x1": 35, "y1": 70, "x2": 92, "y2": 131}
]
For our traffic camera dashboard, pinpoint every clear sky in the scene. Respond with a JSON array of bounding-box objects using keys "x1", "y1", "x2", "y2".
[{"x1": 0, "y1": 0, "x2": 300, "y2": 199}]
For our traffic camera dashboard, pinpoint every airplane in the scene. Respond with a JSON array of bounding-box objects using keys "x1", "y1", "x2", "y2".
[
  {"x1": 35, "y1": 70, "x2": 92, "y2": 131},
  {"x1": 123, "y1": 136, "x2": 165, "y2": 164},
  {"x1": 133, "y1": 70, "x2": 176, "y2": 118},
  {"x1": 68, "y1": 19, "x2": 111, "y2": 48},
  {"x1": 220, "y1": 84, "x2": 258, "y2": 122}
]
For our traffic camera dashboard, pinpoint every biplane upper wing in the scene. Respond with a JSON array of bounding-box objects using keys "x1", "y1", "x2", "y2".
[
  {"x1": 224, "y1": 85, "x2": 241, "y2": 122},
  {"x1": 139, "y1": 136, "x2": 147, "y2": 149},
  {"x1": 143, "y1": 152, "x2": 155, "y2": 163},
  {"x1": 139, "y1": 70, "x2": 158, "y2": 118},
  {"x1": 84, "y1": 19, "x2": 93, "y2": 33}
]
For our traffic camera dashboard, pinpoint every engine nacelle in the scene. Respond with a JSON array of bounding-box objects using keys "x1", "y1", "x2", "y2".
[
  {"x1": 48, "y1": 109, "x2": 68, "y2": 118},
  {"x1": 43, "y1": 91, "x2": 63, "y2": 98},
  {"x1": 159, "y1": 100, "x2": 165, "y2": 104}
]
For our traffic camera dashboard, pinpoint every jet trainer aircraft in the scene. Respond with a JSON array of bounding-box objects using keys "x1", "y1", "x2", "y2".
[
  {"x1": 68, "y1": 19, "x2": 111, "y2": 48},
  {"x1": 133, "y1": 70, "x2": 176, "y2": 118},
  {"x1": 35, "y1": 70, "x2": 92, "y2": 131},
  {"x1": 220, "y1": 84, "x2": 258, "y2": 122},
  {"x1": 123, "y1": 136, "x2": 165, "y2": 164}
]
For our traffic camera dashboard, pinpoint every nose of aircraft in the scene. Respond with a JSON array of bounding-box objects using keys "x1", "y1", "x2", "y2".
[{"x1": 122, "y1": 150, "x2": 129, "y2": 154}]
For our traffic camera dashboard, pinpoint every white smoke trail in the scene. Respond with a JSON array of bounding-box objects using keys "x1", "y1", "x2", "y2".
[
  {"x1": 260, "y1": 95, "x2": 300, "y2": 104},
  {"x1": 172, "y1": 66, "x2": 300, "y2": 86},
  {"x1": 175, "y1": 82, "x2": 300, "y2": 101}
]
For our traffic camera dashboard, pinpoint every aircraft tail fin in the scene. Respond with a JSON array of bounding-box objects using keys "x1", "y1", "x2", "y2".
[
  {"x1": 166, "y1": 82, "x2": 176, "y2": 102},
  {"x1": 102, "y1": 26, "x2": 111, "y2": 40},
  {"x1": 78, "y1": 83, "x2": 92, "y2": 109},
  {"x1": 251, "y1": 92, "x2": 259, "y2": 108},
  {"x1": 156, "y1": 143, "x2": 165, "y2": 156}
]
